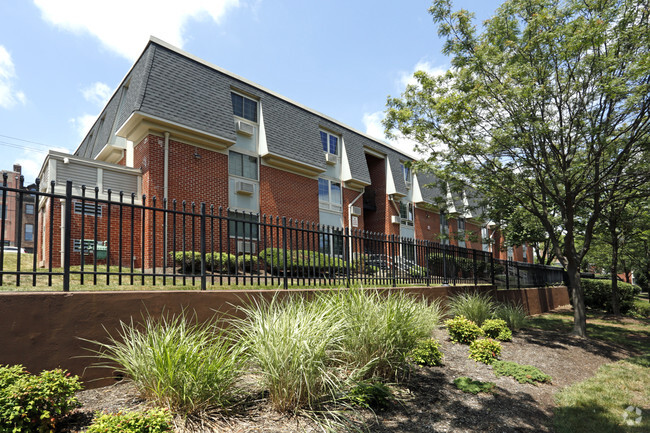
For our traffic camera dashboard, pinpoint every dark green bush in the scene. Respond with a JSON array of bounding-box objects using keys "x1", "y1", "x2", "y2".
[
  {"x1": 582, "y1": 279, "x2": 641, "y2": 314},
  {"x1": 86, "y1": 409, "x2": 173, "y2": 433},
  {"x1": 238, "y1": 254, "x2": 259, "y2": 272},
  {"x1": 444, "y1": 315, "x2": 484, "y2": 344},
  {"x1": 0, "y1": 365, "x2": 81, "y2": 433},
  {"x1": 468, "y1": 338, "x2": 502, "y2": 364},
  {"x1": 481, "y1": 319, "x2": 512, "y2": 341},
  {"x1": 346, "y1": 380, "x2": 393, "y2": 410},
  {"x1": 171, "y1": 251, "x2": 203, "y2": 273},
  {"x1": 409, "y1": 338, "x2": 444, "y2": 366},
  {"x1": 492, "y1": 360, "x2": 552, "y2": 384},
  {"x1": 258, "y1": 248, "x2": 347, "y2": 276},
  {"x1": 409, "y1": 265, "x2": 428, "y2": 278},
  {"x1": 453, "y1": 376, "x2": 496, "y2": 394},
  {"x1": 205, "y1": 252, "x2": 237, "y2": 273}
]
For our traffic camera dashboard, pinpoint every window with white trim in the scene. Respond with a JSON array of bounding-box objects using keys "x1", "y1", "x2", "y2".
[
  {"x1": 458, "y1": 217, "x2": 466, "y2": 248},
  {"x1": 228, "y1": 210, "x2": 259, "y2": 239},
  {"x1": 440, "y1": 212, "x2": 449, "y2": 245},
  {"x1": 399, "y1": 201, "x2": 414, "y2": 226},
  {"x1": 229, "y1": 151, "x2": 258, "y2": 180},
  {"x1": 320, "y1": 130, "x2": 339, "y2": 155},
  {"x1": 319, "y1": 227, "x2": 344, "y2": 257},
  {"x1": 507, "y1": 246, "x2": 514, "y2": 261},
  {"x1": 74, "y1": 201, "x2": 102, "y2": 217},
  {"x1": 523, "y1": 242, "x2": 528, "y2": 260},
  {"x1": 402, "y1": 163, "x2": 411, "y2": 184},
  {"x1": 481, "y1": 226, "x2": 490, "y2": 252},
  {"x1": 231, "y1": 92, "x2": 258, "y2": 122},
  {"x1": 318, "y1": 178, "x2": 342, "y2": 212},
  {"x1": 25, "y1": 204, "x2": 34, "y2": 215},
  {"x1": 24, "y1": 224, "x2": 33, "y2": 242}
]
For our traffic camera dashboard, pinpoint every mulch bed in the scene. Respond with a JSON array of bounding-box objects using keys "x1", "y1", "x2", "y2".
[{"x1": 59, "y1": 311, "x2": 641, "y2": 433}]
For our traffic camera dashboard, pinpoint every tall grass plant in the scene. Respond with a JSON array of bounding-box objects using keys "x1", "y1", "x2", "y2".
[{"x1": 447, "y1": 291, "x2": 495, "y2": 326}]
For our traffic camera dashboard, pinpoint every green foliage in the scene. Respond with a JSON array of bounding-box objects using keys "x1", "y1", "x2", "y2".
[
  {"x1": 453, "y1": 377, "x2": 496, "y2": 394},
  {"x1": 492, "y1": 302, "x2": 528, "y2": 331},
  {"x1": 427, "y1": 255, "x2": 487, "y2": 278},
  {"x1": 481, "y1": 319, "x2": 512, "y2": 342},
  {"x1": 468, "y1": 338, "x2": 502, "y2": 365},
  {"x1": 444, "y1": 315, "x2": 484, "y2": 344},
  {"x1": 258, "y1": 248, "x2": 347, "y2": 277},
  {"x1": 409, "y1": 265, "x2": 428, "y2": 278},
  {"x1": 171, "y1": 251, "x2": 203, "y2": 273},
  {"x1": 631, "y1": 300, "x2": 650, "y2": 318},
  {"x1": 89, "y1": 312, "x2": 243, "y2": 415},
  {"x1": 582, "y1": 279, "x2": 641, "y2": 314},
  {"x1": 238, "y1": 254, "x2": 259, "y2": 272},
  {"x1": 352, "y1": 255, "x2": 378, "y2": 275},
  {"x1": 346, "y1": 380, "x2": 393, "y2": 410},
  {"x1": 86, "y1": 409, "x2": 173, "y2": 433},
  {"x1": 0, "y1": 365, "x2": 81, "y2": 433},
  {"x1": 492, "y1": 360, "x2": 551, "y2": 385},
  {"x1": 205, "y1": 252, "x2": 237, "y2": 273},
  {"x1": 409, "y1": 338, "x2": 444, "y2": 366},
  {"x1": 328, "y1": 289, "x2": 444, "y2": 380},
  {"x1": 447, "y1": 291, "x2": 495, "y2": 326}
]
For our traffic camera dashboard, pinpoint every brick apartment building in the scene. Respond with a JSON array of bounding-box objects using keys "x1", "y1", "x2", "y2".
[
  {"x1": 36, "y1": 37, "x2": 532, "y2": 268},
  {"x1": 1, "y1": 164, "x2": 36, "y2": 253}
]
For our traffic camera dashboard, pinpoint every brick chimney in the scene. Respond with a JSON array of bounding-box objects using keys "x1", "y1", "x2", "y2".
[{"x1": 13, "y1": 164, "x2": 21, "y2": 174}]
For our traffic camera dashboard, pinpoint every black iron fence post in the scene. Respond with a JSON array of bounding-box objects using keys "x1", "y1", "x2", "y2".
[
  {"x1": 15, "y1": 176, "x2": 24, "y2": 287},
  {"x1": 344, "y1": 227, "x2": 351, "y2": 288},
  {"x1": 282, "y1": 216, "x2": 288, "y2": 290},
  {"x1": 505, "y1": 260, "x2": 510, "y2": 290},
  {"x1": 63, "y1": 180, "x2": 72, "y2": 292},
  {"x1": 442, "y1": 243, "x2": 449, "y2": 286},
  {"x1": 516, "y1": 261, "x2": 521, "y2": 290},
  {"x1": 200, "y1": 202, "x2": 206, "y2": 291},
  {"x1": 390, "y1": 234, "x2": 396, "y2": 288},
  {"x1": 490, "y1": 254, "x2": 495, "y2": 286}
]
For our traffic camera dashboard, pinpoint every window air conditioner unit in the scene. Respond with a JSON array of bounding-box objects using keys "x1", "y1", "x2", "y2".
[
  {"x1": 350, "y1": 206, "x2": 362, "y2": 216},
  {"x1": 405, "y1": 181, "x2": 412, "y2": 190},
  {"x1": 237, "y1": 240, "x2": 256, "y2": 254},
  {"x1": 236, "y1": 121, "x2": 254, "y2": 137},
  {"x1": 235, "y1": 180, "x2": 255, "y2": 195},
  {"x1": 391, "y1": 215, "x2": 401, "y2": 224},
  {"x1": 325, "y1": 153, "x2": 338, "y2": 165}
]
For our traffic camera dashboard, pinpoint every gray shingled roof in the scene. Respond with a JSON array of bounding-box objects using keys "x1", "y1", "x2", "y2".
[{"x1": 72, "y1": 40, "x2": 434, "y2": 193}]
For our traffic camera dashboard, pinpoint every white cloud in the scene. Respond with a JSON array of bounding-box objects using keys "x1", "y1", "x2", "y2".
[
  {"x1": 34, "y1": 0, "x2": 241, "y2": 60},
  {"x1": 399, "y1": 60, "x2": 447, "y2": 89},
  {"x1": 362, "y1": 110, "x2": 419, "y2": 159},
  {"x1": 82, "y1": 82, "x2": 111, "y2": 106},
  {"x1": 0, "y1": 45, "x2": 27, "y2": 109},
  {"x1": 70, "y1": 114, "x2": 97, "y2": 139}
]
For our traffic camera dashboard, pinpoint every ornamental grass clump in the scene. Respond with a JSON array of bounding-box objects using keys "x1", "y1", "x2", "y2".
[
  {"x1": 0, "y1": 365, "x2": 81, "y2": 433},
  {"x1": 447, "y1": 291, "x2": 496, "y2": 326},
  {"x1": 445, "y1": 315, "x2": 484, "y2": 344},
  {"x1": 492, "y1": 302, "x2": 528, "y2": 331},
  {"x1": 89, "y1": 312, "x2": 244, "y2": 415},
  {"x1": 328, "y1": 289, "x2": 443, "y2": 380},
  {"x1": 233, "y1": 295, "x2": 345, "y2": 412},
  {"x1": 481, "y1": 319, "x2": 512, "y2": 341},
  {"x1": 468, "y1": 338, "x2": 502, "y2": 365}
]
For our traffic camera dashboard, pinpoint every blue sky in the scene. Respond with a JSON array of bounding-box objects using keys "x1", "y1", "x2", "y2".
[{"x1": 0, "y1": 0, "x2": 501, "y2": 183}]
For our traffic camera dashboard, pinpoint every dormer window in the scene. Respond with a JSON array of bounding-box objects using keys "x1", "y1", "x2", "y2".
[
  {"x1": 231, "y1": 92, "x2": 258, "y2": 122},
  {"x1": 402, "y1": 164, "x2": 411, "y2": 183},
  {"x1": 320, "y1": 131, "x2": 338, "y2": 155}
]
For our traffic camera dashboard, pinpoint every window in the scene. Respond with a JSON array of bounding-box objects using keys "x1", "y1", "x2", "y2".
[
  {"x1": 25, "y1": 204, "x2": 34, "y2": 215},
  {"x1": 319, "y1": 227, "x2": 344, "y2": 257},
  {"x1": 231, "y1": 92, "x2": 258, "y2": 122},
  {"x1": 399, "y1": 201, "x2": 414, "y2": 226},
  {"x1": 228, "y1": 211, "x2": 259, "y2": 239},
  {"x1": 440, "y1": 212, "x2": 449, "y2": 245},
  {"x1": 458, "y1": 217, "x2": 466, "y2": 248},
  {"x1": 523, "y1": 242, "x2": 528, "y2": 260},
  {"x1": 507, "y1": 246, "x2": 514, "y2": 261},
  {"x1": 402, "y1": 163, "x2": 411, "y2": 183},
  {"x1": 481, "y1": 227, "x2": 490, "y2": 252},
  {"x1": 320, "y1": 131, "x2": 338, "y2": 155},
  {"x1": 74, "y1": 201, "x2": 103, "y2": 217},
  {"x1": 318, "y1": 178, "x2": 341, "y2": 211},
  {"x1": 24, "y1": 224, "x2": 33, "y2": 242},
  {"x1": 229, "y1": 151, "x2": 258, "y2": 180}
]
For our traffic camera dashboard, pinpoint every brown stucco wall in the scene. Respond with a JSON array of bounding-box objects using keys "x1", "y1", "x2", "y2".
[{"x1": 0, "y1": 285, "x2": 569, "y2": 388}]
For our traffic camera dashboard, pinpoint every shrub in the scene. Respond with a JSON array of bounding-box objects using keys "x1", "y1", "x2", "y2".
[
  {"x1": 171, "y1": 251, "x2": 203, "y2": 273},
  {"x1": 233, "y1": 295, "x2": 345, "y2": 412},
  {"x1": 444, "y1": 315, "x2": 484, "y2": 344},
  {"x1": 352, "y1": 255, "x2": 377, "y2": 275},
  {"x1": 492, "y1": 360, "x2": 552, "y2": 384},
  {"x1": 468, "y1": 338, "x2": 502, "y2": 364},
  {"x1": 492, "y1": 302, "x2": 528, "y2": 331},
  {"x1": 453, "y1": 376, "x2": 496, "y2": 394},
  {"x1": 258, "y1": 248, "x2": 347, "y2": 276},
  {"x1": 409, "y1": 265, "x2": 428, "y2": 278},
  {"x1": 205, "y1": 252, "x2": 236, "y2": 273},
  {"x1": 238, "y1": 254, "x2": 259, "y2": 272},
  {"x1": 0, "y1": 365, "x2": 81, "y2": 433},
  {"x1": 346, "y1": 379, "x2": 393, "y2": 410},
  {"x1": 89, "y1": 312, "x2": 243, "y2": 414},
  {"x1": 481, "y1": 319, "x2": 512, "y2": 342},
  {"x1": 582, "y1": 278, "x2": 641, "y2": 314},
  {"x1": 447, "y1": 291, "x2": 495, "y2": 326},
  {"x1": 409, "y1": 338, "x2": 444, "y2": 366},
  {"x1": 86, "y1": 409, "x2": 173, "y2": 433},
  {"x1": 329, "y1": 289, "x2": 443, "y2": 379},
  {"x1": 631, "y1": 301, "x2": 650, "y2": 318}
]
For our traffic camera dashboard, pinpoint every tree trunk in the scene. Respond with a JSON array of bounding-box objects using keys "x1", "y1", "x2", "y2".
[
  {"x1": 566, "y1": 258, "x2": 587, "y2": 337},
  {"x1": 610, "y1": 232, "x2": 620, "y2": 316}
]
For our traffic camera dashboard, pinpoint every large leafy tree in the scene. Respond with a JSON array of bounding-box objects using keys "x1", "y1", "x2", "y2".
[{"x1": 385, "y1": 0, "x2": 650, "y2": 336}]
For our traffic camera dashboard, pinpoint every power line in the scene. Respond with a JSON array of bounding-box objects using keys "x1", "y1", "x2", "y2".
[{"x1": 0, "y1": 134, "x2": 53, "y2": 149}]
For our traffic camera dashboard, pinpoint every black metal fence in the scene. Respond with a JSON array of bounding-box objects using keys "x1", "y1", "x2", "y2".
[{"x1": 0, "y1": 179, "x2": 567, "y2": 291}]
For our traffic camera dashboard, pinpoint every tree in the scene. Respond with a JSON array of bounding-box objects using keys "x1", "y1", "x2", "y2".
[{"x1": 385, "y1": 0, "x2": 650, "y2": 336}]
